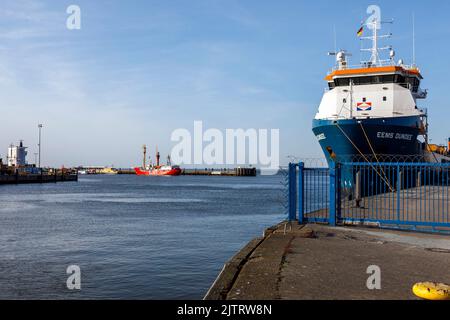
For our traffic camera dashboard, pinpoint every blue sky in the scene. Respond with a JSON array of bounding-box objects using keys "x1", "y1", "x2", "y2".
[{"x1": 0, "y1": 0, "x2": 449, "y2": 167}]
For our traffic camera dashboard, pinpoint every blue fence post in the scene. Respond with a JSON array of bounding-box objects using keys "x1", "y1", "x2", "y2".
[
  {"x1": 329, "y1": 161, "x2": 337, "y2": 226},
  {"x1": 298, "y1": 162, "x2": 305, "y2": 224},
  {"x1": 396, "y1": 163, "x2": 401, "y2": 222},
  {"x1": 336, "y1": 162, "x2": 341, "y2": 223},
  {"x1": 288, "y1": 163, "x2": 297, "y2": 222}
]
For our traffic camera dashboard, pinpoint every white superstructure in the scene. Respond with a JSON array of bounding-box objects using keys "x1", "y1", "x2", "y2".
[
  {"x1": 315, "y1": 18, "x2": 427, "y2": 121},
  {"x1": 7, "y1": 141, "x2": 28, "y2": 167}
]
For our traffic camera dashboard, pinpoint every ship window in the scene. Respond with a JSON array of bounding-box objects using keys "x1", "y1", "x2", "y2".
[
  {"x1": 383, "y1": 96, "x2": 387, "y2": 101},
  {"x1": 333, "y1": 74, "x2": 417, "y2": 87},
  {"x1": 381, "y1": 75, "x2": 395, "y2": 83},
  {"x1": 362, "y1": 97, "x2": 366, "y2": 102},
  {"x1": 372, "y1": 76, "x2": 382, "y2": 84},
  {"x1": 395, "y1": 75, "x2": 406, "y2": 84},
  {"x1": 334, "y1": 75, "x2": 399, "y2": 87},
  {"x1": 343, "y1": 98, "x2": 347, "y2": 103},
  {"x1": 335, "y1": 78, "x2": 350, "y2": 86},
  {"x1": 360, "y1": 77, "x2": 372, "y2": 85},
  {"x1": 409, "y1": 77, "x2": 420, "y2": 92}
]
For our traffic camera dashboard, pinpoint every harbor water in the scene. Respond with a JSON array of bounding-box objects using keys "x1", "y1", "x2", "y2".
[{"x1": 0, "y1": 175, "x2": 283, "y2": 299}]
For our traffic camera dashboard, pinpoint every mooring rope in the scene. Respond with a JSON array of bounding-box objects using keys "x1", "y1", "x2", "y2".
[
  {"x1": 335, "y1": 123, "x2": 395, "y2": 192},
  {"x1": 358, "y1": 122, "x2": 394, "y2": 191}
]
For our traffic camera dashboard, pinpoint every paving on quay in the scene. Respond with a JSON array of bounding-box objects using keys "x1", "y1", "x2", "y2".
[{"x1": 205, "y1": 223, "x2": 450, "y2": 300}]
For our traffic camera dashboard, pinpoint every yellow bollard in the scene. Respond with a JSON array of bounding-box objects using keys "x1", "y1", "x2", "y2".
[{"x1": 412, "y1": 282, "x2": 450, "y2": 300}]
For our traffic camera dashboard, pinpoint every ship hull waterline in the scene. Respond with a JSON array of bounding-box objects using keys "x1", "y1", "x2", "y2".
[
  {"x1": 134, "y1": 167, "x2": 182, "y2": 176},
  {"x1": 312, "y1": 115, "x2": 423, "y2": 164}
]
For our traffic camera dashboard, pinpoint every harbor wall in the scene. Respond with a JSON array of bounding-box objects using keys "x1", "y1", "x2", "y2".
[
  {"x1": 205, "y1": 222, "x2": 450, "y2": 300},
  {"x1": 0, "y1": 172, "x2": 78, "y2": 185},
  {"x1": 182, "y1": 168, "x2": 257, "y2": 176}
]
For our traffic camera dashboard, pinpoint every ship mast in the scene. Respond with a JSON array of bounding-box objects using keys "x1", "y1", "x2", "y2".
[
  {"x1": 360, "y1": 18, "x2": 393, "y2": 67},
  {"x1": 156, "y1": 146, "x2": 160, "y2": 167},
  {"x1": 349, "y1": 79, "x2": 353, "y2": 118},
  {"x1": 371, "y1": 20, "x2": 378, "y2": 65},
  {"x1": 142, "y1": 145, "x2": 147, "y2": 169}
]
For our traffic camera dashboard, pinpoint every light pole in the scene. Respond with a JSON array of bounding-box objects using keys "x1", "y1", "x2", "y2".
[
  {"x1": 38, "y1": 124, "x2": 43, "y2": 168},
  {"x1": 34, "y1": 153, "x2": 38, "y2": 166}
]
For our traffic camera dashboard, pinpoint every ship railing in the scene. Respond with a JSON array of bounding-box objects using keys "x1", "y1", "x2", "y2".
[
  {"x1": 330, "y1": 61, "x2": 416, "y2": 73},
  {"x1": 316, "y1": 113, "x2": 425, "y2": 121},
  {"x1": 285, "y1": 159, "x2": 450, "y2": 234},
  {"x1": 325, "y1": 83, "x2": 422, "y2": 95}
]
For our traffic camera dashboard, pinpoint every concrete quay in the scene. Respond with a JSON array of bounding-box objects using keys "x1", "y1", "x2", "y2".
[
  {"x1": 205, "y1": 223, "x2": 450, "y2": 300},
  {"x1": 0, "y1": 172, "x2": 78, "y2": 185},
  {"x1": 182, "y1": 168, "x2": 257, "y2": 176}
]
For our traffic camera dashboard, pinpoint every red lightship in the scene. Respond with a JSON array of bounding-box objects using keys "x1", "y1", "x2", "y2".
[{"x1": 134, "y1": 146, "x2": 182, "y2": 176}]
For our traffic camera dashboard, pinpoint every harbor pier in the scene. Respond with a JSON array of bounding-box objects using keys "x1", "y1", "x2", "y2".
[
  {"x1": 0, "y1": 140, "x2": 78, "y2": 185},
  {"x1": 0, "y1": 170, "x2": 78, "y2": 185},
  {"x1": 182, "y1": 167, "x2": 257, "y2": 176},
  {"x1": 206, "y1": 160, "x2": 450, "y2": 300},
  {"x1": 205, "y1": 223, "x2": 450, "y2": 300}
]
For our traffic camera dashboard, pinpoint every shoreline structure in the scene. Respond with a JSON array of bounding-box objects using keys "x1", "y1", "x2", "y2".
[{"x1": 205, "y1": 222, "x2": 450, "y2": 300}]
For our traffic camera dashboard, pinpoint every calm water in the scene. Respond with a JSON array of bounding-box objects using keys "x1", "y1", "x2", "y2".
[{"x1": 0, "y1": 175, "x2": 283, "y2": 299}]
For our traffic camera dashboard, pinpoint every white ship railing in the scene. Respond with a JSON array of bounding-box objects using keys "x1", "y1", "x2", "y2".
[
  {"x1": 315, "y1": 112, "x2": 427, "y2": 121},
  {"x1": 330, "y1": 62, "x2": 417, "y2": 73}
]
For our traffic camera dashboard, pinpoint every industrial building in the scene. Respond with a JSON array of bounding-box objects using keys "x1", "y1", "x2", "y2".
[{"x1": 7, "y1": 140, "x2": 28, "y2": 167}]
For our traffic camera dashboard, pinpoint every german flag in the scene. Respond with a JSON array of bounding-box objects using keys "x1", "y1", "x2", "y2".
[{"x1": 357, "y1": 26, "x2": 364, "y2": 37}]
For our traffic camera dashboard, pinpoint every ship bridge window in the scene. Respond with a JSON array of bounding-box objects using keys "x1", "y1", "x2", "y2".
[
  {"x1": 352, "y1": 76, "x2": 378, "y2": 85},
  {"x1": 394, "y1": 75, "x2": 406, "y2": 84},
  {"x1": 407, "y1": 77, "x2": 420, "y2": 92},
  {"x1": 335, "y1": 78, "x2": 350, "y2": 86},
  {"x1": 333, "y1": 74, "x2": 407, "y2": 87},
  {"x1": 382, "y1": 75, "x2": 395, "y2": 83}
]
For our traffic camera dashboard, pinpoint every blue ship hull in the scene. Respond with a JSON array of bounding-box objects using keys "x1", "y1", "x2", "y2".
[{"x1": 312, "y1": 116, "x2": 423, "y2": 163}]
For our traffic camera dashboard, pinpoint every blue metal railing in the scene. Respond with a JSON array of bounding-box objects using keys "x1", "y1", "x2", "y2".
[
  {"x1": 340, "y1": 162, "x2": 450, "y2": 233},
  {"x1": 287, "y1": 163, "x2": 330, "y2": 224},
  {"x1": 288, "y1": 163, "x2": 297, "y2": 221},
  {"x1": 287, "y1": 161, "x2": 450, "y2": 234}
]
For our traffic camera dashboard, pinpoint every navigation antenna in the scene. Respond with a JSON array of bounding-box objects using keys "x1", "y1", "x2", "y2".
[
  {"x1": 333, "y1": 25, "x2": 337, "y2": 54},
  {"x1": 359, "y1": 17, "x2": 394, "y2": 66},
  {"x1": 412, "y1": 12, "x2": 416, "y2": 66}
]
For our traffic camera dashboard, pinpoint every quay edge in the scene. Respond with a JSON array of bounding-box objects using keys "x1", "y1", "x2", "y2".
[{"x1": 205, "y1": 221, "x2": 450, "y2": 300}]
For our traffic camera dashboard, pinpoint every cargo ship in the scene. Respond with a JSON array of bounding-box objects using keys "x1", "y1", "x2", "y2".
[
  {"x1": 312, "y1": 16, "x2": 449, "y2": 164},
  {"x1": 134, "y1": 145, "x2": 181, "y2": 176}
]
